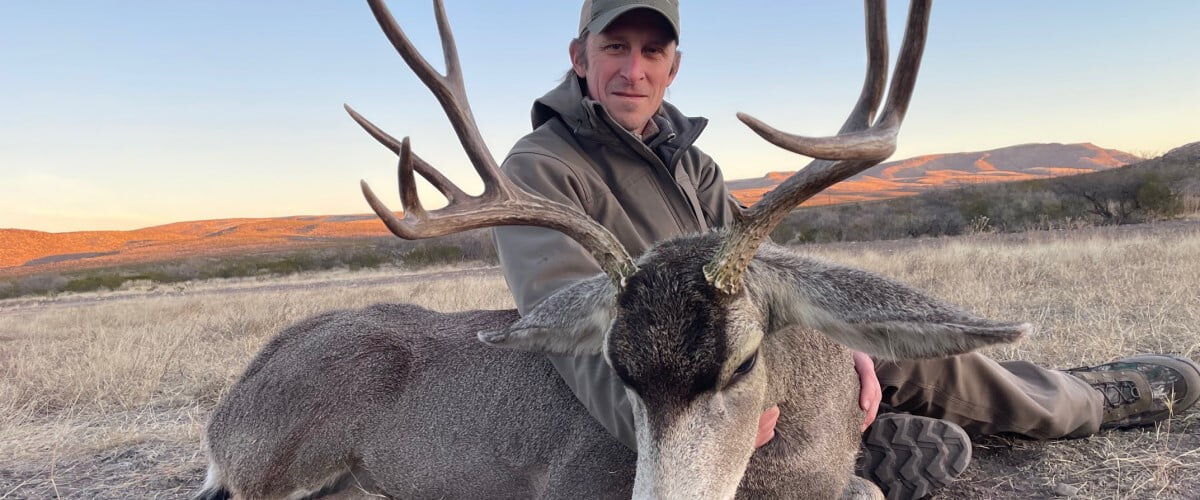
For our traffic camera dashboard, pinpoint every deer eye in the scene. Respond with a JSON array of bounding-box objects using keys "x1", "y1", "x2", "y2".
[{"x1": 733, "y1": 352, "x2": 758, "y2": 377}]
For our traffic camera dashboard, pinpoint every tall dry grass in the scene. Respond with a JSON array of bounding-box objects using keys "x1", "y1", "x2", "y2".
[
  {"x1": 801, "y1": 229, "x2": 1200, "y2": 368},
  {"x1": 1, "y1": 222, "x2": 1198, "y2": 497},
  {"x1": 1, "y1": 275, "x2": 514, "y2": 426},
  {"x1": 0, "y1": 276, "x2": 514, "y2": 497}
]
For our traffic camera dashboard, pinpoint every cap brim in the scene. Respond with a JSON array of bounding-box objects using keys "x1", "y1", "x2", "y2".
[{"x1": 585, "y1": 5, "x2": 679, "y2": 41}]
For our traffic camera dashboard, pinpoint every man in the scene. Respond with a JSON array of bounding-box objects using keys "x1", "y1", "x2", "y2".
[{"x1": 493, "y1": 0, "x2": 1200, "y2": 496}]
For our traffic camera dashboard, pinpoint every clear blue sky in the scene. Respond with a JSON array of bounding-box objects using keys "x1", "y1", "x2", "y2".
[{"x1": 2, "y1": 1, "x2": 1197, "y2": 232}]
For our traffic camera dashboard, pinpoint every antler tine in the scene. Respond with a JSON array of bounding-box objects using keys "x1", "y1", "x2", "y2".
[
  {"x1": 870, "y1": 0, "x2": 930, "y2": 131},
  {"x1": 736, "y1": 0, "x2": 893, "y2": 161},
  {"x1": 396, "y1": 137, "x2": 425, "y2": 217},
  {"x1": 736, "y1": 113, "x2": 896, "y2": 161},
  {"x1": 344, "y1": 104, "x2": 470, "y2": 204},
  {"x1": 355, "y1": 0, "x2": 638, "y2": 286},
  {"x1": 840, "y1": 0, "x2": 890, "y2": 134},
  {"x1": 705, "y1": 0, "x2": 931, "y2": 294},
  {"x1": 365, "y1": 0, "x2": 507, "y2": 194},
  {"x1": 431, "y1": 0, "x2": 463, "y2": 88},
  {"x1": 361, "y1": 166, "x2": 638, "y2": 285}
]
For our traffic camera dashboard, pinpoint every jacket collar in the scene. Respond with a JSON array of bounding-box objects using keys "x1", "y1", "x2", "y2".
[{"x1": 531, "y1": 76, "x2": 708, "y2": 155}]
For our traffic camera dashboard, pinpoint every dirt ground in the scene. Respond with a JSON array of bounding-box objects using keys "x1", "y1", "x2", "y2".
[{"x1": 2, "y1": 220, "x2": 1198, "y2": 499}]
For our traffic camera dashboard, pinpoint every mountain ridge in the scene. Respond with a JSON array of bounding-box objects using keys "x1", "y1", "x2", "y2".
[
  {"x1": 1, "y1": 142, "x2": 1140, "y2": 277},
  {"x1": 726, "y1": 142, "x2": 1139, "y2": 206}
]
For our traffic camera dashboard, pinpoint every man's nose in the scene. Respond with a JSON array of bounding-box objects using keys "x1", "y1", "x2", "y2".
[{"x1": 619, "y1": 52, "x2": 647, "y2": 82}]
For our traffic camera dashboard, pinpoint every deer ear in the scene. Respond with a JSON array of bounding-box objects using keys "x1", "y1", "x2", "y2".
[
  {"x1": 479, "y1": 273, "x2": 616, "y2": 355},
  {"x1": 746, "y1": 245, "x2": 1030, "y2": 360}
]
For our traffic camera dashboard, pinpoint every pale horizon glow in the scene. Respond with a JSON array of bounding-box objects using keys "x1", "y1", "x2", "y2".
[{"x1": 1, "y1": 1, "x2": 1197, "y2": 232}]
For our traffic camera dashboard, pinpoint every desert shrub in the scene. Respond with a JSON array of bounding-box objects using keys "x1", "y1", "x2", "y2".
[
  {"x1": 345, "y1": 251, "x2": 389, "y2": 270},
  {"x1": 401, "y1": 244, "x2": 463, "y2": 269},
  {"x1": 63, "y1": 274, "x2": 127, "y2": 293},
  {"x1": 256, "y1": 254, "x2": 319, "y2": 276},
  {"x1": 0, "y1": 281, "x2": 17, "y2": 300},
  {"x1": 1136, "y1": 175, "x2": 1182, "y2": 216},
  {"x1": 770, "y1": 223, "x2": 798, "y2": 245},
  {"x1": 208, "y1": 260, "x2": 257, "y2": 279},
  {"x1": 125, "y1": 270, "x2": 187, "y2": 284},
  {"x1": 766, "y1": 146, "x2": 1198, "y2": 245},
  {"x1": 16, "y1": 274, "x2": 68, "y2": 295},
  {"x1": 962, "y1": 196, "x2": 994, "y2": 222},
  {"x1": 454, "y1": 231, "x2": 499, "y2": 263}
]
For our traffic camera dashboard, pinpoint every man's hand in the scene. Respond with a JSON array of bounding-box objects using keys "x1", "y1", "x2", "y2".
[
  {"x1": 854, "y1": 351, "x2": 881, "y2": 432},
  {"x1": 755, "y1": 405, "x2": 780, "y2": 448}
]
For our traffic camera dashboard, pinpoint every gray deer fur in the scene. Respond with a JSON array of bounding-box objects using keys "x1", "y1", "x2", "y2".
[{"x1": 198, "y1": 231, "x2": 1029, "y2": 499}]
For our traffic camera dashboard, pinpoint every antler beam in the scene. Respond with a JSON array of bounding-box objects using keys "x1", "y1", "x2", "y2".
[
  {"x1": 353, "y1": 0, "x2": 637, "y2": 285},
  {"x1": 705, "y1": 0, "x2": 932, "y2": 294}
]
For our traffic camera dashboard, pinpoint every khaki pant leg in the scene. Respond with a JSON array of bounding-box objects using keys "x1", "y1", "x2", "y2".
[{"x1": 874, "y1": 353, "x2": 1104, "y2": 439}]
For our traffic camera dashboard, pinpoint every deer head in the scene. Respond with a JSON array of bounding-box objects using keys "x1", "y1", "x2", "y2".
[{"x1": 350, "y1": 1, "x2": 1028, "y2": 497}]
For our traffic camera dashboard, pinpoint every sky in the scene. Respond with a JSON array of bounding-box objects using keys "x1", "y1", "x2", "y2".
[{"x1": 1, "y1": 1, "x2": 1197, "y2": 233}]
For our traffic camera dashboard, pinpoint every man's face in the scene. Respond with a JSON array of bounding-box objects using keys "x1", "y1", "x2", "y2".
[{"x1": 572, "y1": 10, "x2": 680, "y2": 134}]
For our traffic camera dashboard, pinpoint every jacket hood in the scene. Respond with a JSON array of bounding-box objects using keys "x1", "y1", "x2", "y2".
[{"x1": 531, "y1": 76, "x2": 707, "y2": 147}]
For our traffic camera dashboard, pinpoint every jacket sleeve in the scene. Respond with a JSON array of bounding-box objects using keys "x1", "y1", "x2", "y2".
[
  {"x1": 493, "y1": 152, "x2": 605, "y2": 315},
  {"x1": 690, "y1": 148, "x2": 739, "y2": 229}
]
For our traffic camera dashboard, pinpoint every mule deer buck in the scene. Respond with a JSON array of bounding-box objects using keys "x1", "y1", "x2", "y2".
[{"x1": 197, "y1": 0, "x2": 1029, "y2": 498}]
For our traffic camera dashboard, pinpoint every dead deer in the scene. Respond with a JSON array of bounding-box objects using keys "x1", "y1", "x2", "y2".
[{"x1": 196, "y1": 0, "x2": 1028, "y2": 498}]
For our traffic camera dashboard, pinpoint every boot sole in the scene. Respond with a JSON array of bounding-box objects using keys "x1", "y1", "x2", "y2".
[
  {"x1": 857, "y1": 414, "x2": 971, "y2": 500},
  {"x1": 1121, "y1": 354, "x2": 1200, "y2": 412}
]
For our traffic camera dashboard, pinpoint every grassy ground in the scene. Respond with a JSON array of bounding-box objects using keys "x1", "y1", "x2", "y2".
[{"x1": 1, "y1": 221, "x2": 1198, "y2": 498}]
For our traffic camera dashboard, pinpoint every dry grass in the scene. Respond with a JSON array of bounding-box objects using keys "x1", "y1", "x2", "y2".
[
  {"x1": 0, "y1": 275, "x2": 512, "y2": 498},
  {"x1": 1, "y1": 222, "x2": 1198, "y2": 498},
  {"x1": 799, "y1": 223, "x2": 1200, "y2": 498},
  {"x1": 801, "y1": 225, "x2": 1200, "y2": 368}
]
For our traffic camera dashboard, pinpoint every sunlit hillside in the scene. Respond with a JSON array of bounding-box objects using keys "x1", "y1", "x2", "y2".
[
  {"x1": 0, "y1": 215, "x2": 389, "y2": 277},
  {"x1": 0, "y1": 142, "x2": 1137, "y2": 278},
  {"x1": 727, "y1": 142, "x2": 1138, "y2": 206}
]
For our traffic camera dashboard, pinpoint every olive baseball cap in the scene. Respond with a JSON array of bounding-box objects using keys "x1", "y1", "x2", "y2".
[{"x1": 578, "y1": 0, "x2": 680, "y2": 41}]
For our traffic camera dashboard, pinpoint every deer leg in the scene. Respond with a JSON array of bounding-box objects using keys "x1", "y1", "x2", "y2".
[{"x1": 841, "y1": 476, "x2": 885, "y2": 500}]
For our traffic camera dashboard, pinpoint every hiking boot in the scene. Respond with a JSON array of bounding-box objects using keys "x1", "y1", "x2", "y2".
[
  {"x1": 1066, "y1": 354, "x2": 1200, "y2": 429},
  {"x1": 856, "y1": 413, "x2": 971, "y2": 500}
]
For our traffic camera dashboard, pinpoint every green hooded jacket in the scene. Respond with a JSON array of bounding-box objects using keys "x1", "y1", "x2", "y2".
[{"x1": 493, "y1": 76, "x2": 737, "y2": 448}]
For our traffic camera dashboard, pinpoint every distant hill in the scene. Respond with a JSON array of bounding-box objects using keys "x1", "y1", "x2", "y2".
[
  {"x1": 726, "y1": 142, "x2": 1139, "y2": 206},
  {"x1": 768, "y1": 141, "x2": 1199, "y2": 244},
  {"x1": 0, "y1": 142, "x2": 1141, "y2": 278},
  {"x1": 0, "y1": 215, "x2": 390, "y2": 277}
]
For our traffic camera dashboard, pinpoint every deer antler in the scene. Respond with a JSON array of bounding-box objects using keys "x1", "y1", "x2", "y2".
[
  {"x1": 705, "y1": 0, "x2": 931, "y2": 294},
  {"x1": 352, "y1": 0, "x2": 637, "y2": 285}
]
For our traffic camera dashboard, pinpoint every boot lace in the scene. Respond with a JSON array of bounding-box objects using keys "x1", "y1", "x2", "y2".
[{"x1": 1092, "y1": 380, "x2": 1142, "y2": 408}]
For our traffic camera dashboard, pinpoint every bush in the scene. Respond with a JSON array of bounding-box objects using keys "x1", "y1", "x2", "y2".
[
  {"x1": 17, "y1": 274, "x2": 68, "y2": 295},
  {"x1": 63, "y1": 274, "x2": 127, "y2": 293},
  {"x1": 345, "y1": 251, "x2": 389, "y2": 270},
  {"x1": 0, "y1": 281, "x2": 18, "y2": 300},
  {"x1": 1136, "y1": 176, "x2": 1182, "y2": 216},
  {"x1": 765, "y1": 148, "x2": 1199, "y2": 245},
  {"x1": 401, "y1": 245, "x2": 463, "y2": 269}
]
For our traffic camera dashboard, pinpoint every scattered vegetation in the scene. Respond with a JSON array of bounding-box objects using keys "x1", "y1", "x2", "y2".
[
  {"x1": 4, "y1": 144, "x2": 1195, "y2": 300},
  {"x1": 771, "y1": 144, "x2": 1199, "y2": 244},
  {"x1": 2, "y1": 223, "x2": 1198, "y2": 498},
  {"x1": 0, "y1": 231, "x2": 496, "y2": 299}
]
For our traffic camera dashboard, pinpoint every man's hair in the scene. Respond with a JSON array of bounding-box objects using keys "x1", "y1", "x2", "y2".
[{"x1": 562, "y1": 31, "x2": 590, "y2": 83}]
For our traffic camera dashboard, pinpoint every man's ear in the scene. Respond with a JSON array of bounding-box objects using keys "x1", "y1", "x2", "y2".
[
  {"x1": 746, "y1": 244, "x2": 1030, "y2": 360},
  {"x1": 479, "y1": 273, "x2": 616, "y2": 355},
  {"x1": 569, "y1": 37, "x2": 588, "y2": 78},
  {"x1": 668, "y1": 48, "x2": 681, "y2": 82}
]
